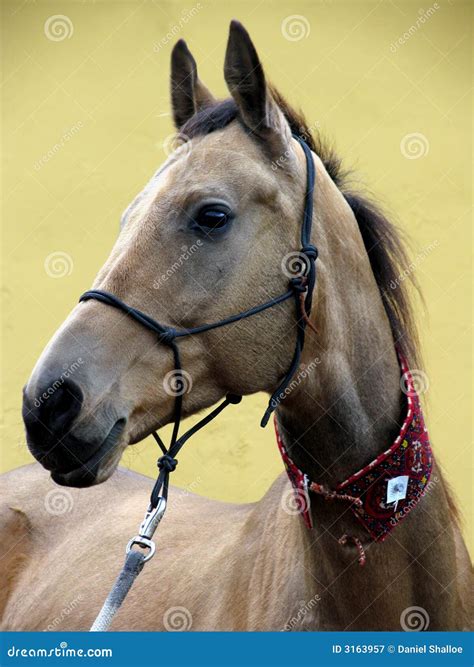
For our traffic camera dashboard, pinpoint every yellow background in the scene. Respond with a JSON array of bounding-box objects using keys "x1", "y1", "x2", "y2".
[{"x1": 1, "y1": 1, "x2": 472, "y2": 552}]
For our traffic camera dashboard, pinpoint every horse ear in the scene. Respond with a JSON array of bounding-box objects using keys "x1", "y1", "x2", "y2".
[
  {"x1": 170, "y1": 39, "x2": 216, "y2": 129},
  {"x1": 224, "y1": 21, "x2": 290, "y2": 148}
]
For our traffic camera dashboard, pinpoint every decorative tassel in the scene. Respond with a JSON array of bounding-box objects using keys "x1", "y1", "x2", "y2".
[
  {"x1": 338, "y1": 534, "x2": 367, "y2": 567},
  {"x1": 309, "y1": 482, "x2": 363, "y2": 507}
]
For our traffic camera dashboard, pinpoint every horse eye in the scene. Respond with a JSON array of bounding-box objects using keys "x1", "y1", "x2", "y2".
[{"x1": 192, "y1": 206, "x2": 232, "y2": 233}]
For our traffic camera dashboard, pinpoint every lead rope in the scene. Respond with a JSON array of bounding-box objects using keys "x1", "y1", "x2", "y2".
[
  {"x1": 87, "y1": 135, "x2": 317, "y2": 631},
  {"x1": 89, "y1": 392, "x2": 241, "y2": 632}
]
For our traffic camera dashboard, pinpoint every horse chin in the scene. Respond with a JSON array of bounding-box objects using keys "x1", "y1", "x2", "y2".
[{"x1": 51, "y1": 419, "x2": 126, "y2": 488}]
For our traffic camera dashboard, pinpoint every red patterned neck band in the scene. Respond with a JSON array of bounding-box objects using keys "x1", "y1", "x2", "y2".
[{"x1": 275, "y1": 352, "x2": 433, "y2": 542}]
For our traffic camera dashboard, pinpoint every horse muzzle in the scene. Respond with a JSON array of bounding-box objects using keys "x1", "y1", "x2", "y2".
[
  {"x1": 22, "y1": 376, "x2": 127, "y2": 487},
  {"x1": 50, "y1": 418, "x2": 126, "y2": 487}
]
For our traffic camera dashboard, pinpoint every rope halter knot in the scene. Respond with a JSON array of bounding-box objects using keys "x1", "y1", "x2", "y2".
[
  {"x1": 301, "y1": 244, "x2": 318, "y2": 262},
  {"x1": 157, "y1": 454, "x2": 178, "y2": 472},
  {"x1": 225, "y1": 393, "x2": 243, "y2": 405},
  {"x1": 290, "y1": 276, "x2": 307, "y2": 294},
  {"x1": 158, "y1": 328, "x2": 177, "y2": 346}
]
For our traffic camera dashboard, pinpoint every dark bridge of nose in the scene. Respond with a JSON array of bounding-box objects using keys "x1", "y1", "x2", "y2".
[{"x1": 22, "y1": 377, "x2": 84, "y2": 460}]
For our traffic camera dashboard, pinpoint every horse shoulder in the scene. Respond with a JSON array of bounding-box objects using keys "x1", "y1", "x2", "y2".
[{"x1": 0, "y1": 465, "x2": 43, "y2": 627}]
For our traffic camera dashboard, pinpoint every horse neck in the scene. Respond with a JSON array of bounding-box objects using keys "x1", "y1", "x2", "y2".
[{"x1": 276, "y1": 158, "x2": 403, "y2": 496}]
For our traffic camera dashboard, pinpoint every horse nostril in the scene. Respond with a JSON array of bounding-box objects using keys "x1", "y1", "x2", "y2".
[{"x1": 23, "y1": 377, "x2": 84, "y2": 451}]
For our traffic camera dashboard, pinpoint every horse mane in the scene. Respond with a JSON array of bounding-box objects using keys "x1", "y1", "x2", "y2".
[{"x1": 180, "y1": 89, "x2": 422, "y2": 369}]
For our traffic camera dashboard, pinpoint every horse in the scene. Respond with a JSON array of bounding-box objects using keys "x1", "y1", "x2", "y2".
[{"x1": 1, "y1": 21, "x2": 471, "y2": 632}]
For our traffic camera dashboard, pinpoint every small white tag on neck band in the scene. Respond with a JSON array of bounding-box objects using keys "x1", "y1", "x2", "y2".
[{"x1": 387, "y1": 475, "x2": 409, "y2": 508}]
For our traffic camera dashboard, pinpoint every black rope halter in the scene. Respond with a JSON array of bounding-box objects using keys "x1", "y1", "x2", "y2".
[{"x1": 79, "y1": 135, "x2": 317, "y2": 513}]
